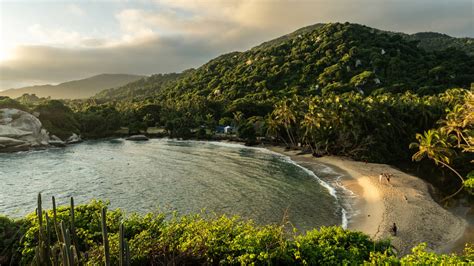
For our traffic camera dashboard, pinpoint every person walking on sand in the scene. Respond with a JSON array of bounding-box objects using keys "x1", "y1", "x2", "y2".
[
  {"x1": 379, "y1": 173, "x2": 383, "y2": 183},
  {"x1": 391, "y1": 223, "x2": 398, "y2": 236}
]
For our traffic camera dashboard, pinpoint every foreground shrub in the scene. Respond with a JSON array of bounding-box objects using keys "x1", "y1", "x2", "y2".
[{"x1": 2, "y1": 199, "x2": 472, "y2": 265}]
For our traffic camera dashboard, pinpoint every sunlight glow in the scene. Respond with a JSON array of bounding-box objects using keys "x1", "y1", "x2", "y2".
[{"x1": 0, "y1": 44, "x2": 13, "y2": 62}]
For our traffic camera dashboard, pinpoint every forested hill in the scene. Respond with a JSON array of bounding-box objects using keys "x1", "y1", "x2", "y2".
[
  {"x1": 407, "y1": 32, "x2": 474, "y2": 55},
  {"x1": 95, "y1": 23, "x2": 473, "y2": 103},
  {"x1": 94, "y1": 72, "x2": 184, "y2": 101}
]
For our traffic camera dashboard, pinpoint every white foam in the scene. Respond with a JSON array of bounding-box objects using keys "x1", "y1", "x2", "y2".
[
  {"x1": 341, "y1": 208, "x2": 348, "y2": 229},
  {"x1": 278, "y1": 155, "x2": 338, "y2": 198}
]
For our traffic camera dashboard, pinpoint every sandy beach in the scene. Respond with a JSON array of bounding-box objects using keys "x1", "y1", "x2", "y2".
[{"x1": 268, "y1": 146, "x2": 468, "y2": 255}]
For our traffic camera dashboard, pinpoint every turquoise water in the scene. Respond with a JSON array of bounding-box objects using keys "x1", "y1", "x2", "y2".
[{"x1": 0, "y1": 139, "x2": 344, "y2": 231}]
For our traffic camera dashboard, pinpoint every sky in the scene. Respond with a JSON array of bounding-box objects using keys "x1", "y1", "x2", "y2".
[{"x1": 0, "y1": 0, "x2": 472, "y2": 90}]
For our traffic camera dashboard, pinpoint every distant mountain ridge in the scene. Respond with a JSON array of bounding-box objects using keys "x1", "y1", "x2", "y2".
[
  {"x1": 405, "y1": 32, "x2": 474, "y2": 55},
  {"x1": 0, "y1": 74, "x2": 145, "y2": 99}
]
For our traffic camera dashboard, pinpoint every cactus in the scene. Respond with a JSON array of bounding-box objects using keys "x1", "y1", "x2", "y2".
[
  {"x1": 51, "y1": 245, "x2": 60, "y2": 266},
  {"x1": 119, "y1": 222, "x2": 124, "y2": 266},
  {"x1": 45, "y1": 212, "x2": 52, "y2": 261},
  {"x1": 119, "y1": 222, "x2": 130, "y2": 266},
  {"x1": 70, "y1": 197, "x2": 82, "y2": 263},
  {"x1": 61, "y1": 244, "x2": 68, "y2": 265},
  {"x1": 124, "y1": 240, "x2": 130, "y2": 266},
  {"x1": 37, "y1": 193, "x2": 43, "y2": 228},
  {"x1": 34, "y1": 194, "x2": 138, "y2": 265},
  {"x1": 52, "y1": 196, "x2": 62, "y2": 243},
  {"x1": 101, "y1": 207, "x2": 111, "y2": 266},
  {"x1": 60, "y1": 221, "x2": 74, "y2": 266},
  {"x1": 35, "y1": 193, "x2": 48, "y2": 265}
]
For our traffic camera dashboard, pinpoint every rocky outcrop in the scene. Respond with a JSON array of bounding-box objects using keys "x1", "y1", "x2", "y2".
[
  {"x1": 0, "y1": 108, "x2": 50, "y2": 151},
  {"x1": 0, "y1": 108, "x2": 83, "y2": 152}
]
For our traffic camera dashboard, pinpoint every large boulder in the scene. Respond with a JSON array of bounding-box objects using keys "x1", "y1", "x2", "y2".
[{"x1": 0, "y1": 108, "x2": 51, "y2": 152}]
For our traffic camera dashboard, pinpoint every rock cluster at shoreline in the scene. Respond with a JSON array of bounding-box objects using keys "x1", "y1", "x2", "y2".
[{"x1": 0, "y1": 108, "x2": 81, "y2": 152}]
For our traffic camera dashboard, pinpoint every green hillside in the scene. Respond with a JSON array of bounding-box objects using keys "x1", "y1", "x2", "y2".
[
  {"x1": 95, "y1": 23, "x2": 473, "y2": 103},
  {"x1": 408, "y1": 32, "x2": 474, "y2": 55},
  {"x1": 94, "y1": 72, "x2": 184, "y2": 101}
]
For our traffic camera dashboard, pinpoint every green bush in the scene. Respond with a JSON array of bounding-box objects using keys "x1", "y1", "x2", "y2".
[
  {"x1": 0, "y1": 215, "x2": 26, "y2": 265},
  {"x1": 2, "y1": 199, "x2": 473, "y2": 265},
  {"x1": 33, "y1": 100, "x2": 80, "y2": 139}
]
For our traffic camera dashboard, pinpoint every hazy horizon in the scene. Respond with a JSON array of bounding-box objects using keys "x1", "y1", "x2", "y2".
[{"x1": 1, "y1": 0, "x2": 472, "y2": 90}]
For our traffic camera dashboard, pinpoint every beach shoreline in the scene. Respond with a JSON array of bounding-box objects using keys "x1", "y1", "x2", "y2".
[{"x1": 267, "y1": 146, "x2": 468, "y2": 256}]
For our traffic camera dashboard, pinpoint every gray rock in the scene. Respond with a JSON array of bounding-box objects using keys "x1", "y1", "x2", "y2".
[
  {"x1": 67, "y1": 133, "x2": 82, "y2": 144},
  {"x1": 126, "y1": 135, "x2": 149, "y2": 141},
  {"x1": 51, "y1": 135, "x2": 62, "y2": 141},
  {"x1": 0, "y1": 125, "x2": 32, "y2": 138},
  {"x1": 0, "y1": 108, "x2": 52, "y2": 152},
  {"x1": 49, "y1": 135, "x2": 66, "y2": 147},
  {"x1": 49, "y1": 140, "x2": 66, "y2": 147},
  {"x1": 0, "y1": 137, "x2": 26, "y2": 147}
]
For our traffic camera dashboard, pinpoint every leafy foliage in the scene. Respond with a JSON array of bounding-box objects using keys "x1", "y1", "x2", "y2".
[
  {"x1": 94, "y1": 73, "x2": 184, "y2": 101},
  {"x1": 33, "y1": 100, "x2": 81, "y2": 139},
  {"x1": 3, "y1": 200, "x2": 472, "y2": 265},
  {"x1": 410, "y1": 91, "x2": 473, "y2": 198},
  {"x1": 97, "y1": 23, "x2": 473, "y2": 104}
]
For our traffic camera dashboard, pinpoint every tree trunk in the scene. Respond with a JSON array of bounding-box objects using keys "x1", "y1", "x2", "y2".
[{"x1": 438, "y1": 160, "x2": 465, "y2": 202}]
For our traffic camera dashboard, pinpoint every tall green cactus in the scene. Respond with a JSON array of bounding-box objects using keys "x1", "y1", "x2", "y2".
[
  {"x1": 37, "y1": 193, "x2": 43, "y2": 228},
  {"x1": 52, "y1": 196, "x2": 62, "y2": 243},
  {"x1": 70, "y1": 197, "x2": 82, "y2": 264},
  {"x1": 45, "y1": 212, "x2": 52, "y2": 261},
  {"x1": 101, "y1": 207, "x2": 111, "y2": 266},
  {"x1": 35, "y1": 193, "x2": 47, "y2": 265},
  {"x1": 119, "y1": 222, "x2": 130, "y2": 266},
  {"x1": 60, "y1": 221, "x2": 74, "y2": 266},
  {"x1": 124, "y1": 241, "x2": 130, "y2": 266},
  {"x1": 119, "y1": 222, "x2": 124, "y2": 266},
  {"x1": 34, "y1": 194, "x2": 137, "y2": 265}
]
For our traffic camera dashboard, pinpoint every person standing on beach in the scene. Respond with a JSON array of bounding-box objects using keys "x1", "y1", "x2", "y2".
[
  {"x1": 379, "y1": 173, "x2": 383, "y2": 183},
  {"x1": 391, "y1": 223, "x2": 398, "y2": 236}
]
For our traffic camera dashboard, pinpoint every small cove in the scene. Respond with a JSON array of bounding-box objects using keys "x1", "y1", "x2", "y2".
[{"x1": 0, "y1": 139, "x2": 347, "y2": 231}]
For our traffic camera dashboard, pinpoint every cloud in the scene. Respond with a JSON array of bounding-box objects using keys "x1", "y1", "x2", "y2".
[
  {"x1": 67, "y1": 4, "x2": 85, "y2": 16},
  {"x1": 28, "y1": 24, "x2": 85, "y2": 47},
  {"x1": 1, "y1": 0, "x2": 472, "y2": 89},
  {"x1": 0, "y1": 36, "x2": 219, "y2": 89}
]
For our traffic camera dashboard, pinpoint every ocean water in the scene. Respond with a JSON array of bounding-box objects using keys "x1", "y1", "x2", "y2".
[{"x1": 0, "y1": 139, "x2": 345, "y2": 231}]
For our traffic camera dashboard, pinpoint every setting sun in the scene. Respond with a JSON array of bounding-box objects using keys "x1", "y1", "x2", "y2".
[{"x1": 0, "y1": 44, "x2": 12, "y2": 62}]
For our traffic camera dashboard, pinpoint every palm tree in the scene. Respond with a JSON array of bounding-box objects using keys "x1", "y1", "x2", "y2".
[
  {"x1": 273, "y1": 100, "x2": 297, "y2": 147},
  {"x1": 233, "y1": 111, "x2": 244, "y2": 127},
  {"x1": 439, "y1": 104, "x2": 470, "y2": 148},
  {"x1": 410, "y1": 129, "x2": 465, "y2": 201},
  {"x1": 301, "y1": 102, "x2": 323, "y2": 154},
  {"x1": 265, "y1": 115, "x2": 284, "y2": 145}
]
